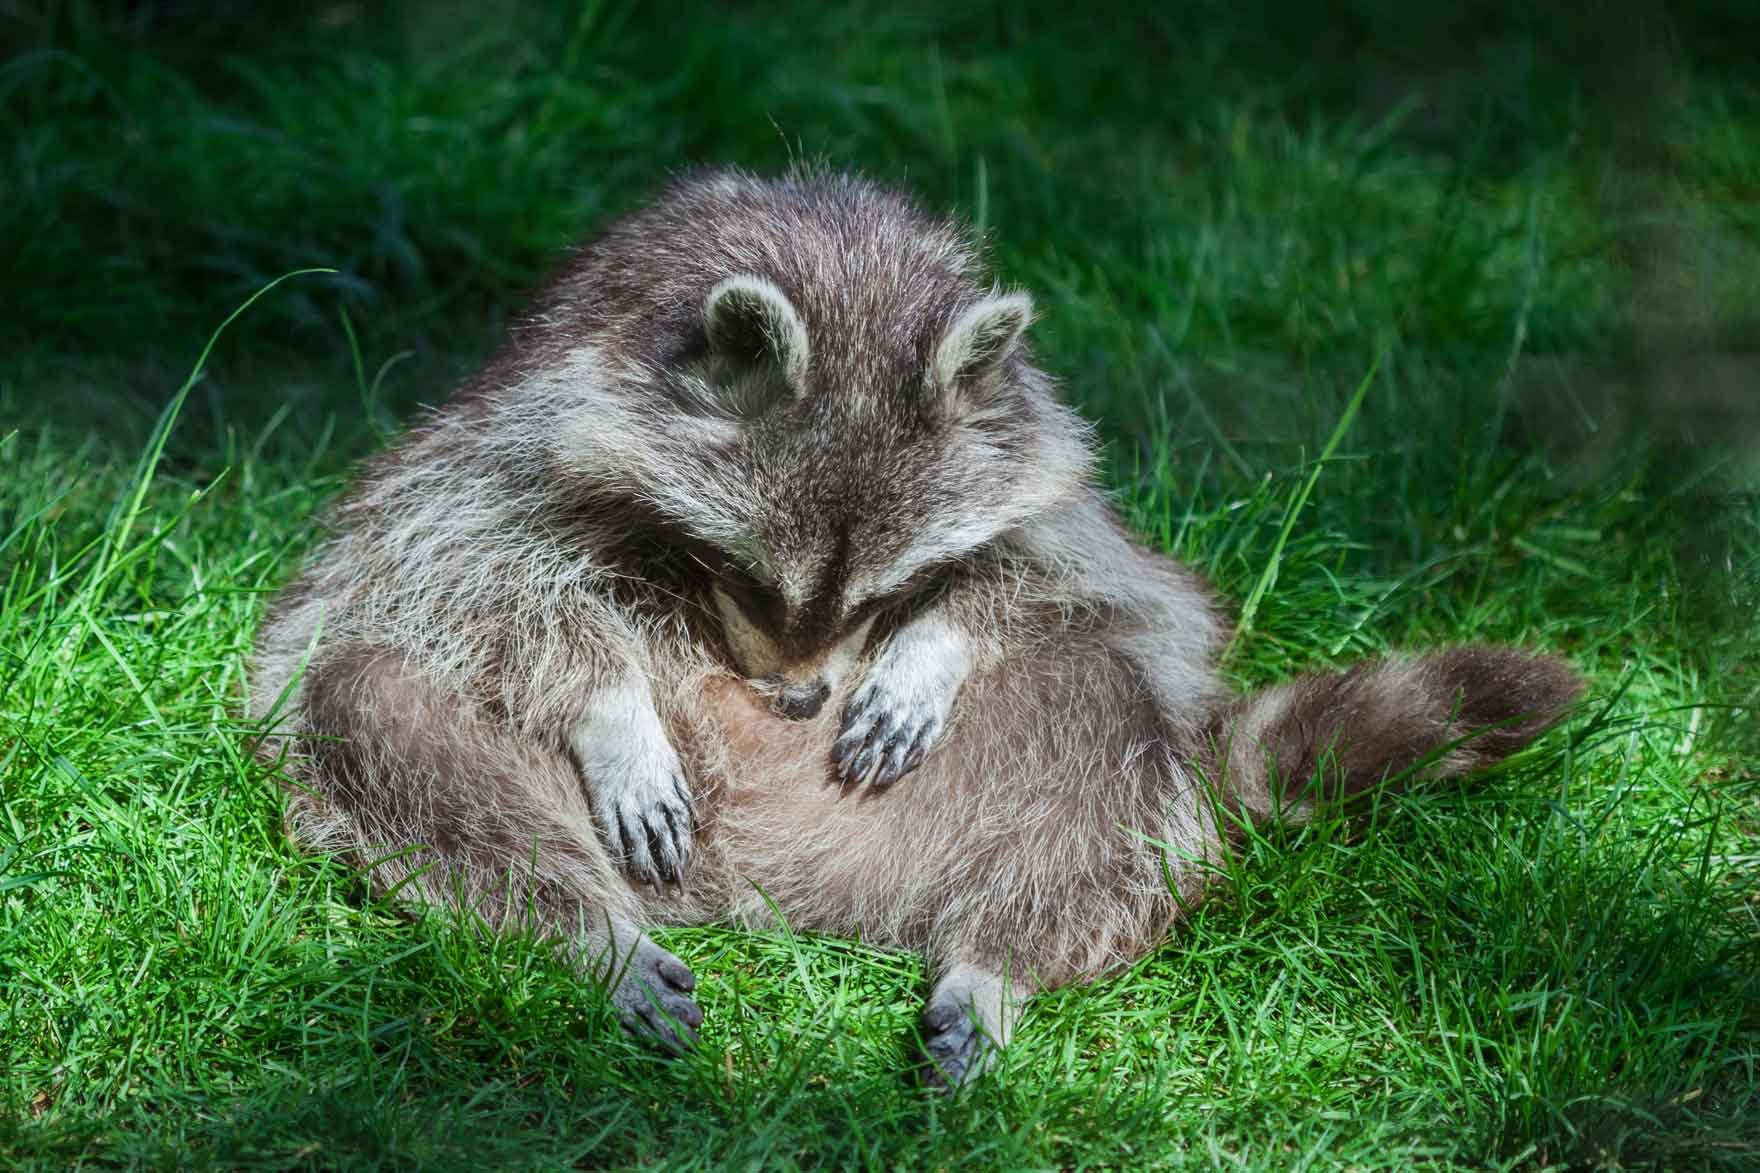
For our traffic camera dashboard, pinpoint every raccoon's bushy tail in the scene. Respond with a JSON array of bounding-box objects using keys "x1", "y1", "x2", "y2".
[{"x1": 1207, "y1": 647, "x2": 1584, "y2": 824}]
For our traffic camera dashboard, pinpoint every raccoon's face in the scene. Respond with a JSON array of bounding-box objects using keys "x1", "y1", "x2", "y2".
[
  {"x1": 696, "y1": 454, "x2": 965, "y2": 719},
  {"x1": 685, "y1": 275, "x2": 1095, "y2": 719},
  {"x1": 558, "y1": 272, "x2": 1094, "y2": 720}
]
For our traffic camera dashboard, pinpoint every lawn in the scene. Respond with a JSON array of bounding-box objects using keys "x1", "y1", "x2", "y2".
[{"x1": 2, "y1": 2, "x2": 1757, "y2": 1167}]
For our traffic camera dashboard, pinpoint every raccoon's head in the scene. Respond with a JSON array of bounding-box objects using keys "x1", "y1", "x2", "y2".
[{"x1": 553, "y1": 257, "x2": 1093, "y2": 720}]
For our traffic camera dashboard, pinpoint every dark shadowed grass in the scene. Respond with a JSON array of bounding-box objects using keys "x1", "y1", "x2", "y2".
[{"x1": 3, "y1": 1, "x2": 1757, "y2": 1167}]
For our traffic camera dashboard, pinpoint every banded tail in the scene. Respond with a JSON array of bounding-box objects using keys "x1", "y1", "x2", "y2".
[{"x1": 1211, "y1": 647, "x2": 1585, "y2": 823}]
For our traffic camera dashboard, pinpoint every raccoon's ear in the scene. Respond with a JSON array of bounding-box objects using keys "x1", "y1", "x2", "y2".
[
  {"x1": 703, "y1": 275, "x2": 811, "y2": 390},
  {"x1": 931, "y1": 291, "x2": 1033, "y2": 411}
]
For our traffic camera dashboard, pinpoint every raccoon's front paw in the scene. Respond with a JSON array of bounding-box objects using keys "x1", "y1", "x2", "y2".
[
  {"x1": 573, "y1": 684, "x2": 695, "y2": 886},
  {"x1": 599, "y1": 760, "x2": 694, "y2": 886},
  {"x1": 833, "y1": 615, "x2": 973, "y2": 790}
]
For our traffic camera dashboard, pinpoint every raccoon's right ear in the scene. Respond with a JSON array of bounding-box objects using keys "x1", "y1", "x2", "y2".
[
  {"x1": 930, "y1": 291, "x2": 1033, "y2": 415},
  {"x1": 703, "y1": 275, "x2": 811, "y2": 391}
]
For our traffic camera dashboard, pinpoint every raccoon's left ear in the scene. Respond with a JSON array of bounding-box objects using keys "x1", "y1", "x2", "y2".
[
  {"x1": 931, "y1": 291, "x2": 1033, "y2": 412},
  {"x1": 703, "y1": 275, "x2": 811, "y2": 390}
]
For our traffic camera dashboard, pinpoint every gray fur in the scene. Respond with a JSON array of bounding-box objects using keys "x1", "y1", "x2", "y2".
[{"x1": 249, "y1": 167, "x2": 1583, "y2": 1074}]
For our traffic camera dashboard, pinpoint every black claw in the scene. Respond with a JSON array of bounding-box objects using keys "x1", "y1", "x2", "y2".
[
  {"x1": 841, "y1": 731, "x2": 870, "y2": 765},
  {"x1": 660, "y1": 804, "x2": 681, "y2": 850},
  {"x1": 875, "y1": 719, "x2": 932, "y2": 788},
  {"x1": 615, "y1": 811, "x2": 637, "y2": 863},
  {"x1": 850, "y1": 743, "x2": 880, "y2": 785},
  {"x1": 645, "y1": 822, "x2": 672, "y2": 883},
  {"x1": 874, "y1": 733, "x2": 911, "y2": 788},
  {"x1": 663, "y1": 808, "x2": 688, "y2": 883},
  {"x1": 834, "y1": 720, "x2": 870, "y2": 759},
  {"x1": 858, "y1": 707, "x2": 894, "y2": 744},
  {"x1": 619, "y1": 811, "x2": 658, "y2": 884}
]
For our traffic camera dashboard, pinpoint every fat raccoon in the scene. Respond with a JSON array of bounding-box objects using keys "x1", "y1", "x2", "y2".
[{"x1": 249, "y1": 168, "x2": 1583, "y2": 1085}]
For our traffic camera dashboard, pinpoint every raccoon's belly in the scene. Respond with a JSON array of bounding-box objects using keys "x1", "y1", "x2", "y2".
[
  {"x1": 694, "y1": 673, "x2": 853, "y2": 840},
  {"x1": 679, "y1": 674, "x2": 945, "y2": 941}
]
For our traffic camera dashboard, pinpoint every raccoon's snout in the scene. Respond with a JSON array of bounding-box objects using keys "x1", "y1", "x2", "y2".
[{"x1": 773, "y1": 680, "x2": 830, "y2": 721}]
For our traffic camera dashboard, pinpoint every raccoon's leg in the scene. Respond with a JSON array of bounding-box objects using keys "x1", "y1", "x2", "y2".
[
  {"x1": 570, "y1": 676, "x2": 695, "y2": 886},
  {"x1": 708, "y1": 628, "x2": 1186, "y2": 1081},
  {"x1": 291, "y1": 646, "x2": 703, "y2": 1049},
  {"x1": 902, "y1": 637, "x2": 1188, "y2": 1086}
]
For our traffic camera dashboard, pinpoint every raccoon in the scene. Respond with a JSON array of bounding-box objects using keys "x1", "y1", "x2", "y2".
[{"x1": 249, "y1": 168, "x2": 1583, "y2": 1085}]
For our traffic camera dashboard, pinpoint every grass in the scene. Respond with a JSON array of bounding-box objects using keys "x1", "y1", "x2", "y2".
[{"x1": 2, "y1": 1, "x2": 1757, "y2": 1167}]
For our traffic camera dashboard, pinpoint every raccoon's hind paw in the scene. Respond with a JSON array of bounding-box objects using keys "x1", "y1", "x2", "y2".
[
  {"x1": 608, "y1": 936, "x2": 703, "y2": 1053},
  {"x1": 919, "y1": 998, "x2": 999, "y2": 1088},
  {"x1": 918, "y1": 965, "x2": 1014, "y2": 1089}
]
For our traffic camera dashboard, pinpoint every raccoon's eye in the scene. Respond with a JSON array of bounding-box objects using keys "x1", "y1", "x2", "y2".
[
  {"x1": 717, "y1": 563, "x2": 787, "y2": 627},
  {"x1": 849, "y1": 562, "x2": 956, "y2": 624},
  {"x1": 718, "y1": 561, "x2": 768, "y2": 598}
]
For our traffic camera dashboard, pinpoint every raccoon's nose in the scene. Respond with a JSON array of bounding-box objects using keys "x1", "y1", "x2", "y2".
[{"x1": 774, "y1": 680, "x2": 830, "y2": 721}]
